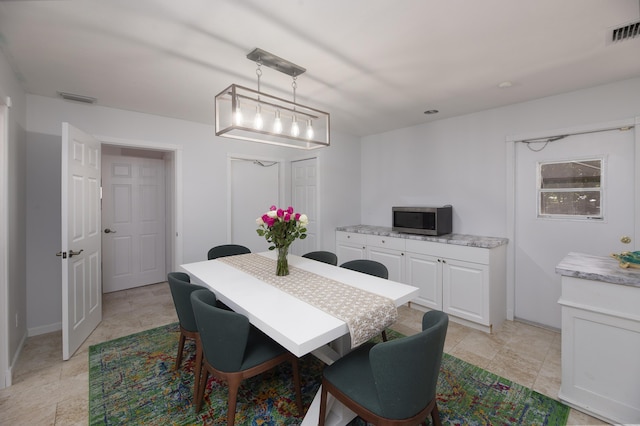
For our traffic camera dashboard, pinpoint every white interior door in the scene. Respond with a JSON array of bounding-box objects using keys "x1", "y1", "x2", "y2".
[
  {"x1": 291, "y1": 158, "x2": 318, "y2": 255},
  {"x1": 514, "y1": 127, "x2": 635, "y2": 329},
  {"x1": 102, "y1": 154, "x2": 166, "y2": 293},
  {"x1": 229, "y1": 158, "x2": 280, "y2": 253},
  {"x1": 61, "y1": 123, "x2": 102, "y2": 360}
]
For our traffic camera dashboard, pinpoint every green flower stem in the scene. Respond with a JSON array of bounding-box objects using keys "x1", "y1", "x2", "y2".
[{"x1": 276, "y1": 245, "x2": 289, "y2": 276}]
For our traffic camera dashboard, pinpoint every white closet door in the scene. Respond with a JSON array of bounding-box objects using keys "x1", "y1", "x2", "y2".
[
  {"x1": 291, "y1": 158, "x2": 318, "y2": 256},
  {"x1": 229, "y1": 158, "x2": 280, "y2": 253},
  {"x1": 102, "y1": 154, "x2": 166, "y2": 293}
]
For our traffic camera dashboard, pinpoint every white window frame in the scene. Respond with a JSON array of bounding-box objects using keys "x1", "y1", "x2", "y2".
[{"x1": 536, "y1": 157, "x2": 605, "y2": 220}]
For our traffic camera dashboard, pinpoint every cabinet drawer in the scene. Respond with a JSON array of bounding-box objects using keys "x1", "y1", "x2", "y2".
[
  {"x1": 336, "y1": 231, "x2": 366, "y2": 245},
  {"x1": 405, "y1": 239, "x2": 489, "y2": 264},
  {"x1": 366, "y1": 234, "x2": 405, "y2": 251}
]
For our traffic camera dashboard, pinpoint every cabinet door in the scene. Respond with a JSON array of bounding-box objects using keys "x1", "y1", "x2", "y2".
[
  {"x1": 337, "y1": 242, "x2": 366, "y2": 264},
  {"x1": 336, "y1": 232, "x2": 366, "y2": 264},
  {"x1": 442, "y1": 259, "x2": 489, "y2": 325},
  {"x1": 367, "y1": 246, "x2": 404, "y2": 282},
  {"x1": 405, "y1": 252, "x2": 442, "y2": 310}
]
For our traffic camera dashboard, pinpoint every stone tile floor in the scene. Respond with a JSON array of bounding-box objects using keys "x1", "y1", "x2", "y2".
[{"x1": 0, "y1": 282, "x2": 607, "y2": 425}]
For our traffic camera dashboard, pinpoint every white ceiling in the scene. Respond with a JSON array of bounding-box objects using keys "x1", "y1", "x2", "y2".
[{"x1": 1, "y1": 0, "x2": 639, "y2": 137}]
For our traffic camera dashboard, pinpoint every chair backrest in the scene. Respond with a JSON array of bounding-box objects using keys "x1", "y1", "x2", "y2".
[
  {"x1": 191, "y1": 289, "x2": 250, "y2": 372},
  {"x1": 369, "y1": 310, "x2": 449, "y2": 419},
  {"x1": 339, "y1": 259, "x2": 388, "y2": 279},
  {"x1": 207, "y1": 244, "x2": 251, "y2": 260},
  {"x1": 167, "y1": 272, "x2": 207, "y2": 332},
  {"x1": 302, "y1": 251, "x2": 338, "y2": 266}
]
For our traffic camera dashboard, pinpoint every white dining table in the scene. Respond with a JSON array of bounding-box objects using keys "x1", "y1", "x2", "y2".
[{"x1": 181, "y1": 250, "x2": 420, "y2": 425}]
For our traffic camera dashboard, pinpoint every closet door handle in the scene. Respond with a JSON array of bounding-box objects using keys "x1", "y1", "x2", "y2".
[{"x1": 69, "y1": 249, "x2": 83, "y2": 258}]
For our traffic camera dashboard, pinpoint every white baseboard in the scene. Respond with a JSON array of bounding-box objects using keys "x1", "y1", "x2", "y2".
[
  {"x1": 28, "y1": 322, "x2": 62, "y2": 337},
  {"x1": 0, "y1": 367, "x2": 12, "y2": 389},
  {"x1": 3, "y1": 331, "x2": 27, "y2": 388}
]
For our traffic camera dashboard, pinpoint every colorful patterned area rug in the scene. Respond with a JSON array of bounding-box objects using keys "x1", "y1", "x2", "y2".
[{"x1": 89, "y1": 323, "x2": 569, "y2": 425}]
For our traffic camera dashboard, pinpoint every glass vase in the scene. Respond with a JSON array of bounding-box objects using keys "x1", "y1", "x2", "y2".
[{"x1": 276, "y1": 245, "x2": 289, "y2": 276}]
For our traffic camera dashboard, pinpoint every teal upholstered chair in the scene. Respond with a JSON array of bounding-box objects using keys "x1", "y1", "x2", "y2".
[
  {"x1": 167, "y1": 272, "x2": 206, "y2": 371},
  {"x1": 340, "y1": 259, "x2": 389, "y2": 279},
  {"x1": 190, "y1": 289, "x2": 303, "y2": 425},
  {"x1": 207, "y1": 244, "x2": 251, "y2": 260},
  {"x1": 302, "y1": 250, "x2": 338, "y2": 266},
  {"x1": 205, "y1": 244, "x2": 251, "y2": 311},
  {"x1": 167, "y1": 272, "x2": 215, "y2": 399},
  {"x1": 319, "y1": 310, "x2": 449, "y2": 426},
  {"x1": 339, "y1": 259, "x2": 390, "y2": 340}
]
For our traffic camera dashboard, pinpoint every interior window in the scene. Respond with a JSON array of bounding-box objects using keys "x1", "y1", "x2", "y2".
[{"x1": 538, "y1": 159, "x2": 603, "y2": 219}]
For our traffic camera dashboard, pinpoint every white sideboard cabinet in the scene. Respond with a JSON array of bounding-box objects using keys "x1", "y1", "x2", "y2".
[
  {"x1": 556, "y1": 253, "x2": 640, "y2": 425},
  {"x1": 336, "y1": 227, "x2": 507, "y2": 333}
]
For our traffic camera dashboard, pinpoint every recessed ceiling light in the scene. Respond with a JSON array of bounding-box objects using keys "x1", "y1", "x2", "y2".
[
  {"x1": 497, "y1": 81, "x2": 513, "y2": 89},
  {"x1": 424, "y1": 109, "x2": 439, "y2": 115}
]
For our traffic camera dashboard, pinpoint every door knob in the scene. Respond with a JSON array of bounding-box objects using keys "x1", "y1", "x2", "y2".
[
  {"x1": 104, "y1": 228, "x2": 117, "y2": 234},
  {"x1": 621, "y1": 236, "x2": 631, "y2": 244}
]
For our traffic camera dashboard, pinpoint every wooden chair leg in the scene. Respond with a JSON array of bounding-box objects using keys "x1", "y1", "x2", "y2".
[
  {"x1": 227, "y1": 376, "x2": 242, "y2": 426},
  {"x1": 290, "y1": 357, "x2": 303, "y2": 414},
  {"x1": 431, "y1": 402, "x2": 442, "y2": 426},
  {"x1": 193, "y1": 336, "x2": 203, "y2": 401},
  {"x1": 175, "y1": 332, "x2": 186, "y2": 370},
  {"x1": 195, "y1": 368, "x2": 208, "y2": 413},
  {"x1": 319, "y1": 381, "x2": 328, "y2": 426},
  {"x1": 381, "y1": 329, "x2": 388, "y2": 342}
]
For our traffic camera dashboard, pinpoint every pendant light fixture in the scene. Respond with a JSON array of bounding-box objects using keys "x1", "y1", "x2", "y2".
[{"x1": 215, "y1": 48, "x2": 330, "y2": 149}]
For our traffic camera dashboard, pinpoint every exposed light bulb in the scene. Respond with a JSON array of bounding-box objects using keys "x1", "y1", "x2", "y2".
[
  {"x1": 273, "y1": 110, "x2": 283, "y2": 134},
  {"x1": 306, "y1": 120, "x2": 314, "y2": 140},
  {"x1": 254, "y1": 105, "x2": 263, "y2": 130},
  {"x1": 233, "y1": 97, "x2": 243, "y2": 126},
  {"x1": 291, "y1": 116, "x2": 300, "y2": 137}
]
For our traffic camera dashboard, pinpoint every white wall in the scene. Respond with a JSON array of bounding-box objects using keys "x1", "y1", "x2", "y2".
[
  {"x1": 361, "y1": 76, "x2": 640, "y2": 327},
  {"x1": 24, "y1": 95, "x2": 361, "y2": 332},
  {"x1": 0, "y1": 46, "x2": 28, "y2": 387},
  {"x1": 25, "y1": 132, "x2": 61, "y2": 333}
]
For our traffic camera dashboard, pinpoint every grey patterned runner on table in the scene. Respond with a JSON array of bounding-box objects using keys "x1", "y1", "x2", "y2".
[{"x1": 218, "y1": 253, "x2": 397, "y2": 348}]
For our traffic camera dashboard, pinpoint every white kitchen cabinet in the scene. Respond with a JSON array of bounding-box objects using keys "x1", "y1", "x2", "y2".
[
  {"x1": 405, "y1": 252, "x2": 441, "y2": 311},
  {"x1": 405, "y1": 251, "x2": 491, "y2": 326},
  {"x1": 336, "y1": 228, "x2": 507, "y2": 333},
  {"x1": 336, "y1": 231, "x2": 366, "y2": 264},
  {"x1": 365, "y1": 235, "x2": 405, "y2": 282},
  {"x1": 405, "y1": 238, "x2": 505, "y2": 332},
  {"x1": 556, "y1": 253, "x2": 640, "y2": 425},
  {"x1": 337, "y1": 232, "x2": 405, "y2": 281},
  {"x1": 442, "y1": 258, "x2": 489, "y2": 324}
]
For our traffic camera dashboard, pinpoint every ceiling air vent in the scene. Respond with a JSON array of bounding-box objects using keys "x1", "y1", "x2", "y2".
[
  {"x1": 610, "y1": 21, "x2": 640, "y2": 43},
  {"x1": 57, "y1": 91, "x2": 97, "y2": 104}
]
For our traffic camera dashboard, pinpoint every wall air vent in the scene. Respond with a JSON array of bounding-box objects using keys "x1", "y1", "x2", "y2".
[
  {"x1": 57, "y1": 91, "x2": 97, "y2": 104},
  {"x1": 610, "y1": 21, "x2": 640, "y2": 43}
]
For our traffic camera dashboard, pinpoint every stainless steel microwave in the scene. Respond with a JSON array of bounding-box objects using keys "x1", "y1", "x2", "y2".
[{"x1": 392, "y1": 206, "x2": 452, "y2": 236}]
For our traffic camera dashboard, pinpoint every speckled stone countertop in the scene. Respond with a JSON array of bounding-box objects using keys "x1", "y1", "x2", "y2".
[
  {"x1": 556, "y1": 252, "x2": 640, "y2": 287},
  {"x1": 336, "y1": 225, "x2": 508, "y2": 249}
]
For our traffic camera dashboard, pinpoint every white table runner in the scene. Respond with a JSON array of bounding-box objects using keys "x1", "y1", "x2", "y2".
[{"x1": 218, "y1": 253, "x2": 397, "y2": 348}]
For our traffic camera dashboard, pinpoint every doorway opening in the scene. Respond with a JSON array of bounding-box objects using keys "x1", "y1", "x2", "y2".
[{"x1": 99, "y1": 137, "x2": 182, "y2": 292}]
